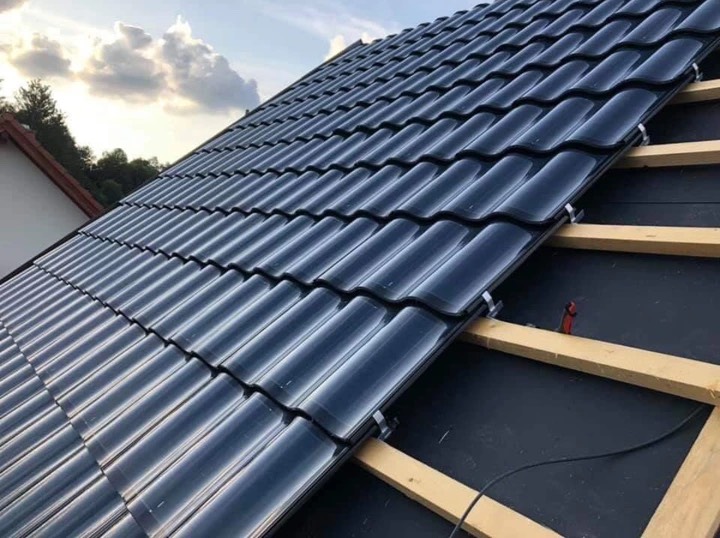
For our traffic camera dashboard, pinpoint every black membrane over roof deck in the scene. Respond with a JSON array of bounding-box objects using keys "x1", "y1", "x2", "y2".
[
  {"x1": 2, "y1": 0, "x2": 720, "y2": 536},
  {"x1": 581, "y1": 164, "x2": 720, "y2": 226}
]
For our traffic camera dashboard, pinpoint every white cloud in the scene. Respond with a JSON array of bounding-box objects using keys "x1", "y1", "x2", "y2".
[
  {"x1": 6, "y1": 33, "x2": 72, "y2": 78},
  {"x1": 0, "y1": 10, "x2": 277, "y2": 162},
  {"x1": 1, "y1": 16, "x2": 261, "y2": 114},
  {"x1": 160, "y1": 17, "x2": 260, "y2": 114},
  {"x1": 0, "y1": 0, "x2": 26, "y2": 13},
  {"x1": 325, "y1": 35, "x2": 347, "y2": 60},
  {"x1": 80, "y1": 23, "x2": 165, "y2": 101}
]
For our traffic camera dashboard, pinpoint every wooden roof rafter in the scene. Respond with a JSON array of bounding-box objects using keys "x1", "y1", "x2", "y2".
[{"x1": 462, "y1": 319, "x2": 720, "y2": 406}]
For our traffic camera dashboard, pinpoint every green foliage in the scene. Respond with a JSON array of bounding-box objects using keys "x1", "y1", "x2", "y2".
[
  {"x1": 13, "y1": 80, "x2": 92, "y2": 185},
  {"x1": 86, "y1": 148, "x2": 165, "y2": 205},
  {"x1": 1, "y1": 79, "x2": 165, "y2": 208},
  {"x1": 99, "y1": 179, "x2": 124, "y2": 205}
]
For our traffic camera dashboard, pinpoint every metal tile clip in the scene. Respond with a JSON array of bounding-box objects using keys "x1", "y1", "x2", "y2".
[
  {"x1": 564, "y1": 203, "x2": 584, "y2": 224},
  {"x1": 482, "y1": 290, "x2": 503, "y2": 318},
  {"x1": 372, "y1": 410, "x2": 394, "y2": 440},
  {"x1": 637, "y1": 123, "x2": 650, "y2": 146},
  {"x1": 692, "y1": 62, "x2": 703, "y2": 82}
]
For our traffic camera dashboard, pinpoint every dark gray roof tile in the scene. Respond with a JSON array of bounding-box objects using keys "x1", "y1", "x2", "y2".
[{"x1": 3, "y1": 0, "x2": 720, "y2": 534}]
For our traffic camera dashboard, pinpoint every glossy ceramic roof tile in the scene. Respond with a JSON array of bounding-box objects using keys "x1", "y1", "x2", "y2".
[
  {"x1": 161, "y1": 92, "x2": 662, "y2": 180},
  {"x1": 29, "y1": 239, "x2": 459, "y2": 439},
  {"x1": 3, "y1": 0, "x2": 720, "y2": 535},
  {"x1": 165, "y1": 91, "x2": 664, "y2": 174},
  {"x1": 275, "y1": 0, "x2": 713, "y2": 91},
  {"x1": 77, "y1": 206, "x2": 542, "y2": 315},
  {"x1": 0, "y1": 269, "x2": 347, "y2": 537},
  {"x1": 0, "y1": 319, "x2": 143, "y2": 537},
  {"x1": 119, "y1": 149, "x2": 609, "y2": 225}
]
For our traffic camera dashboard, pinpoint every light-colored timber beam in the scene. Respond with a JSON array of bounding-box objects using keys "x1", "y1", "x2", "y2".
[
  {"x1": 642, "y1": 406, "x2": 720, "y2": 538},
  {"x1": 353, "y1": 438, "x2": 561, "y2": 538},
  {"x1": 617, "y1": 140, "x2": 720, "y2": 168},
  {"x1": 546, "y1": 224, "x2": 720, "y2": 258},
  {"x1": 671, "y1": 80, "x2": 720, "y2": 105},
  {"x1": 462, "y1": 318, "x2": 720, "y2": 405}
]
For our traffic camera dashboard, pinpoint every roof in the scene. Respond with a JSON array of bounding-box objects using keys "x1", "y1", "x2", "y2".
[
  {"x1": 1, "y1": 0, "x2": 720, "y2": 536},
  {"x1": 284, "y1": 51, "x2": 720, "y2": 537},
  {"x1": 0, "y1": 113, "x2": 103, "y2": 218}
]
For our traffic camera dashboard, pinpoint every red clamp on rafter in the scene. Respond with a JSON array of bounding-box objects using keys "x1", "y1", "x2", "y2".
[{"x1": 558, "y1": 301, "x2": 577, "y2": 335}]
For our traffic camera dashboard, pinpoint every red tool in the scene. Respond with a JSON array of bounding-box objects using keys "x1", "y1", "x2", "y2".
[{"x1": 558, "y1": 301, "x2": 577, "y2": 335}]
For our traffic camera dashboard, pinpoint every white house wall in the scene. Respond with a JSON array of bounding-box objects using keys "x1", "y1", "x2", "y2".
[{"x1": 0, "y1": 140, "x2": 89, "y2": 279}]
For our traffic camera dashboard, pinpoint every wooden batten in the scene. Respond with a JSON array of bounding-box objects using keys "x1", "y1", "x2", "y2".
[
  {"x1": 617, "y1": 141, "x2": 720, "y2": 168},
  {"x1": 547, "y1": 224, "x2": 720, "y2": 258},
  {"x1": 671, "y1": 80, "x2": 720, "y2": 104},
  {"x1": 463, "y1": 318, "x2": 720, "y2": 405},
  {"x1": 642, "y1": 407, "x2": 720, "y2": 538},
  {"x1": 354, "y1": 438, "x2": 560, "y2": 538}
]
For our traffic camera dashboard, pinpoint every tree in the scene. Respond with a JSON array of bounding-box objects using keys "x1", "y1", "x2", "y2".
[
  {"x1": 92, "y1": 148, "x2": 130, "y2": 191},
  {"x1": 78, "y1": 145, "x2": 95, "y2": 171},
  {"x1": 87, "y1": 148, "x2": 161, "y2": 203},
  {"x1": 12, "y1": 80, "x2": 90, "y2": 185},
  {"x1": 99, "y1": 179, "x2": 123, "y2": 205}
]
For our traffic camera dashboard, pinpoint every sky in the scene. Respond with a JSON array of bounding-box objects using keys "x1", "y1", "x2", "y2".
[{"x1": 0, "y1": 0, "x2": 478, "y2": 163}]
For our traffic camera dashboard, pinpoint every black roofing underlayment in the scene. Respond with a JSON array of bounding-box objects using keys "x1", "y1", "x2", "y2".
[{"x1": 2, "y1": 0, "x2": 720, "y2": 536}]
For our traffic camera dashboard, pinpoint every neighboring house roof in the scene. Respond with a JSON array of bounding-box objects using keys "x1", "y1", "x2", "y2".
[
  {"x1": 1, "y1": 1, "x2": 720, "y2": 537},
  {"x1": 0, "y1": 113, "x2": 103, "y2": 218}
]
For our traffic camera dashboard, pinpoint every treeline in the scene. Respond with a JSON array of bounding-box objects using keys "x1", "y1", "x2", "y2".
[{"x1": 0, "y1": 79, "x2": 166, "y2": 207}]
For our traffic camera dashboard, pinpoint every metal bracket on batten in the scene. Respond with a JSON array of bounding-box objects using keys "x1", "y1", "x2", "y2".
[
  {"x1": 564, "y1": 203, "x2": 584, "y2": 224},
  {"x1": 692, "y1": 62, "x2": 703, "y2": 82},
  {"x1": 637, "y1": 123, "x2": 650, "y2": 146},
  {"x1": 372, "y1": 410, "x2": 394, "y2": 440},
  {"x1": 482, "y1": 290, "x2": 503, "y2": 319}
]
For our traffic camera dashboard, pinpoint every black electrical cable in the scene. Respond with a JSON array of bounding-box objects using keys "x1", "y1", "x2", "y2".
[{"x1": 448, "y1": 405, "x2": 706, "y2": 538}]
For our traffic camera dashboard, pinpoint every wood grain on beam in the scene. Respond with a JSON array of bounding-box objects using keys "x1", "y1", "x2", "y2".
[
  {"x1": 462, "y1": 319, "x2": 720, "y2": 405},
  {"x1": 617, "y1": 141, "x2": 720, "y2": 168},
  {"x1": 642, "y1": 407, "x2": 720, "y2": 538},
  {"x1": 547, "y1": 224, "x2": 720, "y2": 258},
  {"x1": 354, "y1": 438, "x2": 560, "y2": 538},
  {"x1": 671, "y1": 80, "x2": 720, "y2": 104}
]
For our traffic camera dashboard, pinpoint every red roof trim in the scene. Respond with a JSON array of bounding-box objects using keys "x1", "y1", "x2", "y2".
[{"x1": 0, "y1": 113, "x2": 104, "y2": 218}]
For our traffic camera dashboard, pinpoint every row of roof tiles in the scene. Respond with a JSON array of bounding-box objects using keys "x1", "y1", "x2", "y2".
[
  {"x1": 300, "y1": 0, "x2": 720, "y2": 80},
  {"x1": 0, "y1": 270, "x2": 346, "y2": 537},
  {"x1": 212, "y1": 38, "x2": 705, "y2": 138},
  {"x1": 208, "y1": 86, "x2": 684, "y2": 153},
  {"x1": 164, "y1": 90, "x2": 662, "y2": 181},
  {"x1": 28, "y1": 237, "x2": 460, "y2": 439},
  {"x1": 255, "y1": 1, "x2": 720, "y2": 114},
  {"x1": 126, "y1": 151, "x2": 611, "y2": 225},
  {"x1": 79, "y1": 206, "x2": 542, "y2": 315}
]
